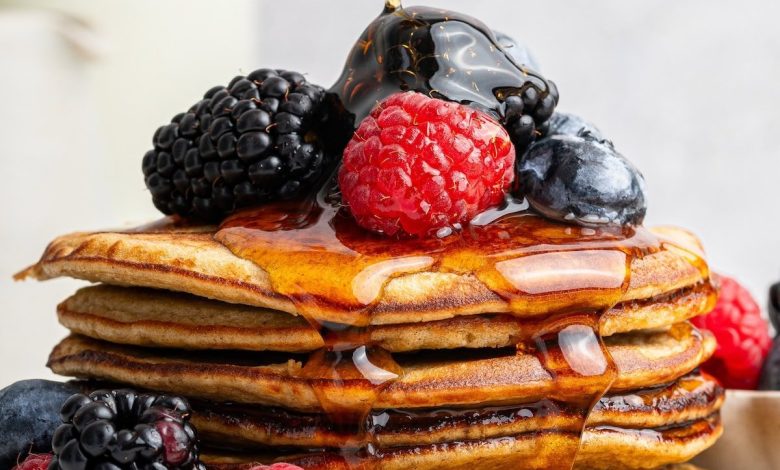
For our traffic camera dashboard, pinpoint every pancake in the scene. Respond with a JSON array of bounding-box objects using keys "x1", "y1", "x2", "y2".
[
  {"x1": 18, "y1": 225, "x2": 709, "y2": 325},
  {"x1": 48, "y1": 324, "x2": 715, "y2": 412},
  {"x1": 190, "y1": 372, "x2": 723, "y2": 449},
  {"x1": 57, "y1": 283, "x2": 717, "y2": 353},
  {"x1": 198, "y1": 414, "x2": 722, "y2": 470}
]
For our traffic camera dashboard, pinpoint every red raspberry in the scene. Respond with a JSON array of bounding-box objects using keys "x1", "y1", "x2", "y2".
[
  {"x1": 692, "y1": 275, "x2": 772, "y2": 389},
  {"x1": 338, "y1": 91, "x2": 515, "y2": 236},
  {"x1": 13, "y1": 454, "x2": 52, "y2": 470}
]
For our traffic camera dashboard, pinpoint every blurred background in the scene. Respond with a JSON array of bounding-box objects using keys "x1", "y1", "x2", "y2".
[{"x1": 0, "y1": 0, "x2": 778, "y2": 385}]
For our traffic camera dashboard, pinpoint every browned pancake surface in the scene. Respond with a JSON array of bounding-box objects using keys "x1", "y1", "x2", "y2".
[
  {"x1": 20, "y1": 226, "x2": 709, "y2": 324},
  {"x1": 191, "y1": 371, "x2": 723, "y2": 449},
  {"x1": 200, "y1": 414, "x2": 722, "y2": 470},
  {"x1": 57, "y1": 284, "x2": 716, "y2": 353},
  {"x1": 48, "y1": 324, "x2": 715, "y2": 412}
]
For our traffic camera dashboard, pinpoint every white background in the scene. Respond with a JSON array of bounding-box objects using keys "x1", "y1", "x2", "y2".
[{"x1": 0, "y1": 0, "x2": 778, "y2": 386}]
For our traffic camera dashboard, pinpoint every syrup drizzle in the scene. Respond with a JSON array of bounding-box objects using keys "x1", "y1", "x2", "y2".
[{"x1": 210, "y1": 2, "x2": 712, "y2": 468}]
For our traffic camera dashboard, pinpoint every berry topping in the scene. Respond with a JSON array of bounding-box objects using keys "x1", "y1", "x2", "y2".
[
  {"x1": 516, "y1": 130, "x2": 647, "y2": 226},
  {"x1": 692, "y1": 275, "x2": 772, "y2": 390},
  {"x1": 50, "y1": 389, "x2": 204, "y2": 470},
  {"x1": 12, "y1": 453, "x2": 52, "y2": 470},
  {"x1": 338, "y1": 91, "x2": 516, "y2": 237},
  {"x1": 331, "y1": 5, "x2": 558, "y2": 155},
  {"x1": 144, "y1": 69, "x2": 344, "y2": 222}
]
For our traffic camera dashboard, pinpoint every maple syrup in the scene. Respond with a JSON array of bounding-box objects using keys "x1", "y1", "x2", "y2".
[
  {"x1": 209, "y1": 2, "x2": 712, "y2": 468},
  {"x1": 212, "y1": 176, "x2": 709, "y2": 468}
]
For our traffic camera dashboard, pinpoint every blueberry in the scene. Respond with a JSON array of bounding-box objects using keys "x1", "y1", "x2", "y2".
[
  {"x1": 494, "y1": 31, "x2": 541, "y2": 71},
  {"x1": 768, "y1": 281, "x2": 780, "y2": 332},
  {"x1": 544, "y1": 112, "x2": 604, "y2": 141},
  {"x1": 517, "y1": 133, "x2": 647, "y2": 226},
  {"x1": 0, "y1": 380, "x2": 80, "y2": 469}
]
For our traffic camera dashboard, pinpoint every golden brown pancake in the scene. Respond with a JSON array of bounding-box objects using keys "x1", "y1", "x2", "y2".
[
  {"x1": 190, "y1": 372, "x2": 723, "y2": 449},
  {"x1": 57, "y1": 283, "x2": 716, "y2": 353},
  {"x1": 22, "y1": 217, "x2": 720, "y2": 468},
  {"x1": 199, "y1": 414, "x2": 722, "y2": 470},
  {"x1": 48, "y1": 324, "x2": 715, "y2": 412},
  {"x1": 19, "y1": 225, "x2": 708, "y2": 325}
]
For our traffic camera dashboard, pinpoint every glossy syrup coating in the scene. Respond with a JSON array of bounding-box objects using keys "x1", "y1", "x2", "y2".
[
  {"x1": 212, "y1": 174, "x2": 711, "y2": 468},
  {"x1": 329, "y1": 2, "x2": 558, "y2": 149}
]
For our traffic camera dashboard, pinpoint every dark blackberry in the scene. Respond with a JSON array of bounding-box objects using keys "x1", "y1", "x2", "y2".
[
  {"x1": 49, "y1": 389, "x2": 204, "y2": 470},
  {"x1": 144, "y1": 69, "x2": 346, "y2": 222},
  {"x1": 500, "y1": 81, "x2": 559, "y2": 151}
]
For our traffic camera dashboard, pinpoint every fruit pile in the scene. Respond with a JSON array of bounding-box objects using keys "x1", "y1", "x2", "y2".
[{"x1": 142, "y1": 12, "x2": 647, "y2": 236}]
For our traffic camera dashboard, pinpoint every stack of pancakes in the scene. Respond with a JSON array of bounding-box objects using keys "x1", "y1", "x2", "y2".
[{"x1": 19, "y1": 220, "x2": 723, "y2": 470}]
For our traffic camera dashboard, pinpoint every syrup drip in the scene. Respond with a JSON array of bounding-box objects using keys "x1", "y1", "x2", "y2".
[
  {"x1": 526, "y1": 313, "x2": 617, "y2": 468},
  {"x1": 329, "y1": 0, "x2": 555, "y2": 126}
]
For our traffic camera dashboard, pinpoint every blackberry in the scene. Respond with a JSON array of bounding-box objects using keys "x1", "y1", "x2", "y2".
[
  {"x1": 49, "y1": 389, "x2": 204, "y2": 470},
  {"x1": 143, "y1": 69, "x2": 344, "y2": 222},
  {"x1": 500, "y1": 81, "x2": 559, "y2": 152}
]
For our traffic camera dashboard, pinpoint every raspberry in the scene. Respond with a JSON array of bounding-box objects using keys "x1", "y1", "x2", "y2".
[
  {"x1": 13, "y1": 453, "x2": 52, "y2": 470},
  {"x1": 339, "y1": 91, "x2": 515, "y2": 236},
  {"x1": 691, "y1": 275, "x2": 772, "y2": 389}
]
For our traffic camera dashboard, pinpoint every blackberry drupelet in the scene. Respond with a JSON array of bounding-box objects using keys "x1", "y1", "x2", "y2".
[
  {"x1": 49, "y1": 389, "x2": 204, "y2": 470},
  {"x1": 143, "y1": 69, "x2": 343, "y2": 222}
]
